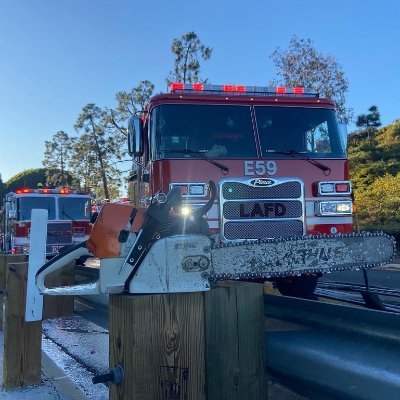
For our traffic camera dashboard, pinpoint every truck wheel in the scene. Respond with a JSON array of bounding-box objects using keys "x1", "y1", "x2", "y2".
[{"x1": 273, "y1": 274, "x2": 319, "y2": 299}]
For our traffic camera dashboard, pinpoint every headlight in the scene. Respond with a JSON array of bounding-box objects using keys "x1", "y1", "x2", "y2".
[
  {"x1": 169, "y1": 183, "x2": 207, "y2": 198},
  {"x1": 180, "y1": 203, "x2": 206, "y2": 216},
  {"x1": 181, "y1": 206, "x2": 192, "y2": 216},
  {"x1": 317, "y1": 181, "x2": 352, "y2": 196},
  {"x1": 189, "y1": 185, "x2": 205, "y2": 196},
  {"x1": 316, "y1": 201, "x2": 352, "y2": 215}
]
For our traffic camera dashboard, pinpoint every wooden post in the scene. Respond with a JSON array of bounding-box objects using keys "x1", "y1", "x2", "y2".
[
  {"x1": 3, "y1": 262, "x2": 42, "y2": 388},
  {"x1": 109, "y1": 282, "x2": 267, "y2": 400},
  {"x1": 43, "y1": 261, "x2": 75, "y2": 320},
  {"x1": 205, "y1": 282, "x2": 267, "y2": 400},
  {"x1": 0, "y1": 254, "x2": 28, "y2": 331}
]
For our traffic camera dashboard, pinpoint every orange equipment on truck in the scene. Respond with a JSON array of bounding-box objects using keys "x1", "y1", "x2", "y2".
[{"x1": 1, "y1": 188, "x2": 91, "y2": 256}]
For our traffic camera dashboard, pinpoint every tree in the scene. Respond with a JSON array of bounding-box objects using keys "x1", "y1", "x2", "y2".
[
  {"x1": 355, "y1": 105, "x2": 381, "y2": 139},
  {"x1": 355, "y1": 173, "x2": 400, "y2": 230},
  {"x1": 72, "y1": 103, "x2": 124, "y2": 199},
  {"x1": 4, "y1": 168, "x2": 74, "y2": 191},
  {"x1": 42, "y1": 131, "x2": 76, "y2": 187},
  {"x1": 348, "y1": 119, "x2": 400, "y2": 191},
  {"x1": 167, "y1": 31, "x2": 212, "y2": 85},
  {"x1": 270, "y1": 35, "x2": 352, "y2": 123},
  {"x1": 0, "y1": 174, "x2": 6, "y2": 201},
  {"x1": 106, "y1": 80, "x2": 155, "y2": 136}
]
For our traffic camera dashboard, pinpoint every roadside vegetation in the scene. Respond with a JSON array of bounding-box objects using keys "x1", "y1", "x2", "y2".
[{"x1": 349, "y1": 111, "x2": 400, "y2": 240}]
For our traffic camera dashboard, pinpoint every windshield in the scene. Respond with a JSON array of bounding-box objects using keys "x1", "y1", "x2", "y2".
[
  {"x1": 152, "y1": 104, "x2": 257, "y2": 159},
  {"x1": 255, "y1": 106, "x2": 346, "y2": 158},
  {"x1": 17, "y1": 197, "x2": 56, "y2": 220},
  {"x1": 58, "y1": 197, "x2": 91, "y2": 220}
]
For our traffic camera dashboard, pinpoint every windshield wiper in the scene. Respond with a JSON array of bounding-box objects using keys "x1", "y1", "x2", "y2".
[
  {"x1": 162, "y1": 149, "x2": 229, "y2": 175},
  {"x1": 266, "y1": 149, "x2": 331, "y2": 175},
  {"x1": 266, "y1": 149, "x2": 308, "y2": 154},
  {"x1": 61, "y1": 208, "x2": 76, "y2": 222}
]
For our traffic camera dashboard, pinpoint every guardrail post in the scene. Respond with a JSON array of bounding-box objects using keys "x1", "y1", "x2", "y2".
[
  {"x1": 205, "y1": 282, "x2": 267, "y2": 399},
  {"x1": 3, "y1": 262, "x2": 42, "y2": 388},
  {"x1": 0, "y1": 254, "x2": 28, "y2": 331},
  {"x1": 109, "y1": 281, "x2": 267, "y2": 400}
]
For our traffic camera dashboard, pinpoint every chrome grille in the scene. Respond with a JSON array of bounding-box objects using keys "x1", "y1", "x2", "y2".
[
  {"x1": 222, "y1": 181, "x2": 301, "y2": 199},
  {"x1": 219, "y1": 178, "x2": 304, "y2": 242},
  {"x1": 47, "y1": 222, "x2": 73, "y2": 245}
]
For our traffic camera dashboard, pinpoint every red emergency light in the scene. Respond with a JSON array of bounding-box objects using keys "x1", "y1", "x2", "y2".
[
  {"x1": 192, "y1": 83, "x2": 204, "y2": 91},
  {"x1": 222, "y1": 84, "x2": 235, "y2": 92},
  {"x1": 16, "y1": 188, "x2": 33, "y2": 194},
  {"x1": 293, "y1": 87, "x2": 305, "y2": 94},
  {"x1": 14, "y1": 188, "x2": 87, "y2": 195},
  {"x1": 222, "y1": 85, "x2": 247, "y2": 92},
  {"x1": 169, "y1": 83, "x2": 318, "y2": 97},
  {"x1": 335, "y1": 183, "x2": 351, "y2": 193},
  {"x1": 170, "y1": 82, "x2": 185, "y2": 91}
]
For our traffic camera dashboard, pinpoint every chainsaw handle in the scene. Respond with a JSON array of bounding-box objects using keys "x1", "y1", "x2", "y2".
[
  {"x1": 36, "y1": 241, "x2": 100, "y2": 295},
  {"x1": 193, "y1": 180, "x2": 217, "y2": 218}
]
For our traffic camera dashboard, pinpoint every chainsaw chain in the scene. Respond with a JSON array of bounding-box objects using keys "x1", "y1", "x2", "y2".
[{"x1": 208, "y1": 232, "x2": 397, "y2": 281}]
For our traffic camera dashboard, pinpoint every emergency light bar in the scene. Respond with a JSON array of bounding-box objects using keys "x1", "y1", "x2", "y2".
[
  {"x1": 169, "y1": 83, "x2": 319, "y2": 97},
  {"x1": 15, "y1": 188, "x2": 88, "y2": 195}
]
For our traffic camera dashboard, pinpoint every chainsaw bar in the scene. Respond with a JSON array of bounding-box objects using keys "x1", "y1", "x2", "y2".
[{"x1": 209, "y1": 232, "x2": 396, "y2": 281}]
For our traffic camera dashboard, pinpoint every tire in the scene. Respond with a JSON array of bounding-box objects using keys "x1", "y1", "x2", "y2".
[{"x1": 273, "y1": 274, "x2": 319, "y2": 299}]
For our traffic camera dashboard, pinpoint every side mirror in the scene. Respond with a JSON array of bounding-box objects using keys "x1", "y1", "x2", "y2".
[
  {"x1": 338, "y1": 122, "x2": 348, "y2": 149},
  {"x1": 127, "y1": 116, "x2": 144, "y2": 157}
]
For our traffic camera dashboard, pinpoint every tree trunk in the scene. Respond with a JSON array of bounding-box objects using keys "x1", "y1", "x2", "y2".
[{"x1": 91, "y1": 118, "x2": 110, "y2": 200}]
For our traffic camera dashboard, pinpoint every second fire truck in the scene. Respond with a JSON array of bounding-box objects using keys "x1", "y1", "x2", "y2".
[{"x1": 1, "y1": 188, "x2": 91, "y2": 256}]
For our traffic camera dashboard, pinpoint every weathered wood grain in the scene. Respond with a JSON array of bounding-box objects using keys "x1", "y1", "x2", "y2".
[
  {"x1": 110, "y1": 292, "x2": 206, "y2": 400},
  {"x1": 3, "y1": 262, "x2": 42, "y2": 389},
  {"x1": 0, "y1": 254, "x2": 27, "y2": 331},
  {"x1": 110, "y1": 281, "x2": 267, "y2": 400}
]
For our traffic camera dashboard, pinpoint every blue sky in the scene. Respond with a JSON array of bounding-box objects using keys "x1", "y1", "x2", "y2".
[{"x1": 1, "y1": 0, "x2": 399, "y2": 183}]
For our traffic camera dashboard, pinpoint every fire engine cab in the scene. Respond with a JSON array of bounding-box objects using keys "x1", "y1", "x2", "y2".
[
  {"x1": 1, "y1": 188, "x2": 92, "y2": 256},
  {"x1": 127, "y1": 83, "x2": 352, "y2": 297}
]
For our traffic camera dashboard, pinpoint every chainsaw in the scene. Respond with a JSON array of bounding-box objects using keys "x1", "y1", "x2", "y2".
[{"x1": 35, "y1": 181, "x2": 396, "y2": 295}]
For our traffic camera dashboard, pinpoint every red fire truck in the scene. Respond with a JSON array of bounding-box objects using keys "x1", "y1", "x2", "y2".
[
  {"x1": 1, "y1": 188, "x2": 92, "y2": 256},
  {"x1": 127, "y1": 83, "x2": 352, "y2": 297}
]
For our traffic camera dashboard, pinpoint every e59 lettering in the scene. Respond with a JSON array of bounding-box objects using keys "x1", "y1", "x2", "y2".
[{"x1": 244, "y1": 160, "x2": 277, "y2": 176}]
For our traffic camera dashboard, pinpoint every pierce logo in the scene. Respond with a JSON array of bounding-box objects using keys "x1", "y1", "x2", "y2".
[{"x1": 250, "y1": 178, "x2": 276, "y2": 186}]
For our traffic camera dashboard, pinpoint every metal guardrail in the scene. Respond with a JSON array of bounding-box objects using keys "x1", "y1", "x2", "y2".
[
  {"x1": 315, "y1": 282, "x2": 400, "y2": 313},
  {"x1": 265, "y1": 294, "x2": 400, "y2": 400}
]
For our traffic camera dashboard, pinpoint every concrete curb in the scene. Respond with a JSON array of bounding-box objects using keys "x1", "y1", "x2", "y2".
[
  {"x1": 41, "y1": 351, "x2": 89, "y2": 400},
  {"x1": 0, "y1": 332, "x2": 89, "y2": 400}
]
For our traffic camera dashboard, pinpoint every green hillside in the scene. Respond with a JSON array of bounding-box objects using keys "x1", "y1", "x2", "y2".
[{"x1": 349, "y1": 119, "x2": 400, "y2": 233}]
